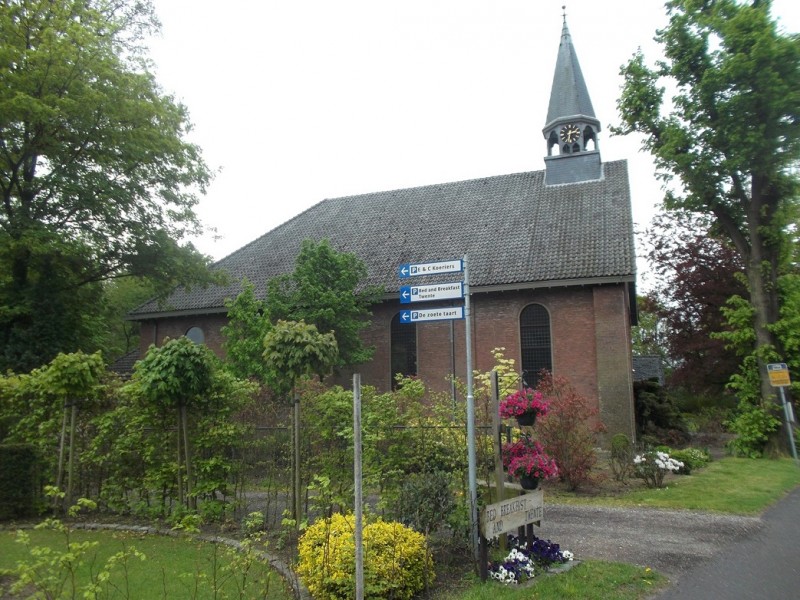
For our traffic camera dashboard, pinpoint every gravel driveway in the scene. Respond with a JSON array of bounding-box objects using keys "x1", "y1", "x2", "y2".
[{"x1": 536, "y1": 503, "x2": 761, "y2": 580}]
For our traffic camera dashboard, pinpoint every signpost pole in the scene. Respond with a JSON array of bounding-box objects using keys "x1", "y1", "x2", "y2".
[
  {"x1": 464, "y1": 254, "x2": 479, "y2": 562},
  {"x1": 778, "y1": 386, "x2": 799, "y2": 464},
  {"x1": 767, "y1": 363, "x2": 799, "y2": 467},
  {"x1": 353, "y1": 374, "x2": 364, "y2": 600}
]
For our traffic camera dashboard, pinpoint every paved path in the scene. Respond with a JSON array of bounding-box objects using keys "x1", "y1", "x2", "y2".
[
  {"x1": 654, "y1": 485, "x2": 800, "y2": 599},
  {"x1": 536, "y1": 503, "x2": 761, "y2": 579},
  {"x1": 532, "y1": 489, "x2": 800, "y2": 598}
]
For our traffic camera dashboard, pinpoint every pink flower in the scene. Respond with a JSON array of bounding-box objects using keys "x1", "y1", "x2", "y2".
[
  {"x1": 501, "y1": 437, "x2": 559, "y2": 480},
  {"x1": 499, "y1": 388, "x2": 550, "y2": 419}
]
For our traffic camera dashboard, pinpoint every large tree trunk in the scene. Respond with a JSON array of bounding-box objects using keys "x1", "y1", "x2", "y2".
[{"x1": 746, "y1": 183, "x2": 787, "y2": 454}]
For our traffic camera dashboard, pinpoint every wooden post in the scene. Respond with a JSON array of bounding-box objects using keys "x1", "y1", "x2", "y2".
[
  {"x1": 491, "y1": 371, "x2": 507, "y2": 552},
  {"x1": 479, "y1": 535, "x2": 489, "y2": 581}
]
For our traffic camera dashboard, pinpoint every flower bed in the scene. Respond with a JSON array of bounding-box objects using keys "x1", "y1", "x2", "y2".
[{"x1": 488, "y1": 535, "x2": 574, "y2": 585}]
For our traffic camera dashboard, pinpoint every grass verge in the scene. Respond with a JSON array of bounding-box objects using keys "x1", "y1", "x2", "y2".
[
  {"x1": 434, "y1": 560, "x2": 667, "y2": 600},
  {"x1": 547, "y1": 457, "x2": 800, "y2": 514},
  {"x1": 0, "y1": 528, "x2": 292, "y2": 599}
]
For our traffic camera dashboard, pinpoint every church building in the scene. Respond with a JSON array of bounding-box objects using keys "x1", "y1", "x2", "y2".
[{"x1": 129, "y1": 17, "x2": 638, "y2": 441}]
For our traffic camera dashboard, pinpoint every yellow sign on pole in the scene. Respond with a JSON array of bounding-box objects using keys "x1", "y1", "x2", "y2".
[{"x1": 767, "y1": 363, "x2": 791, "y2": 387}]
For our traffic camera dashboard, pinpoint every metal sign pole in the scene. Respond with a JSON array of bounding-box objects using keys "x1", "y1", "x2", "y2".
[
  {"x1": 767, "y1": 363, "x2": 799, "y2": 467},
  {"x1": 464, "y1": 254, "x2": 479, "y2": 561},
  {"x1": 778, "y1": 386, "x2": 799, "y2": 465},
  {"x1": 353, "y1": 374, "x2": 364, "y2": 600}
]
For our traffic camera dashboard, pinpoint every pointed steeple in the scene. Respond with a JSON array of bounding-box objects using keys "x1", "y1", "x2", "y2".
[
  {"x1": 543, "y1": 10, "x2": 602, "y2": 184},
  {"x1": 544, "y1": 15, "x2": 599, "y2": 132}
]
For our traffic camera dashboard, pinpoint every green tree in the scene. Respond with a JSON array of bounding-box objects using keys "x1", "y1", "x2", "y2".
[
  {"x1": 221, "y1": 279, "x2": 271, "y2": 381},
  {"x1": 134, "y1": 337, "x2": 217, "y2": 508},
  {"x1": 263, "y1": 320, "x2": 338, "y2": 397},
  {"x1": 37, "y1": 351, "x2": 106, "y2": 507},
  {"x1": 615, "y1": 0, "x2": 800, "y2": 404},
  {"x1": 266, "y1": 239, "x2": 382, "y2": 368},
  {"x1": 96, "y1": 277, "x2": 157, "y2": 363},
  {"x1": 0, "y1": 0, "x2": 218, "y2": 372},
  {"x1": 631, "y1": 296, "x2": 669, "y2": 359},
  {"x1": 0, "y1": 350, "x2": 106, "y2": 509},
  {"x1": 262, "y1": 319, "x2": 338, "y2": 522}
]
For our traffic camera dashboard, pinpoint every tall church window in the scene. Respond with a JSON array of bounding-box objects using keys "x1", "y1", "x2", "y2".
[
  {"x1": 520, "y1": 304, "x2": 552, "y2": 387},
  {"x1": 391, "y1": 313, "x2": 417, "y2": 385}
]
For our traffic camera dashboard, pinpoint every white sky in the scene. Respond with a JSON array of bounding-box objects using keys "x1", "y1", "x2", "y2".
[{"x1": 148, "y1": 0, "x2": 800, "y2": 287}]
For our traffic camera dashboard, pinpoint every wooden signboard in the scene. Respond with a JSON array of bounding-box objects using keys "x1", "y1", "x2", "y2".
[{"x1": 480, "y1": 490, "x2": 543, "y2": 539}]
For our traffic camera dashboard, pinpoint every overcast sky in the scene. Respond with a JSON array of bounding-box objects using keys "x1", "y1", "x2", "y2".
[{"x1": 147, "y1": 0, "x2": 800, "y2": 287}]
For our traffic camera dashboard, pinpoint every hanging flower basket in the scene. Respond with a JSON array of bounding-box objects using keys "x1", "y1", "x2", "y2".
[
  {"x1": 501, "y1": 436, "x2": 559, "y2": 488},
  {"x1": 515, "y1": 412, "x2": 537, "y2": 427},
  {"x1": 499, "y1": 388, "x2": 550, "y2": 426}
]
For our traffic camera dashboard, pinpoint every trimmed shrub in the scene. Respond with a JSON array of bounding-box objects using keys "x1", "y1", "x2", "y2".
[
  {"x1": 386, "y1": 470, "x2": 455, "y2": 535},
  {"x1": 297, "y1": 513, "x2": 434, "y2": 600},
  {"x1": 609, "y1": 433, "x2": 634, "y2": 482},
  {"x1": 665, "y1": 447, "x2": 712, "y2": 475},
  {"x1": 0, "y1": 444, "x2": 43, "y2": 520}
]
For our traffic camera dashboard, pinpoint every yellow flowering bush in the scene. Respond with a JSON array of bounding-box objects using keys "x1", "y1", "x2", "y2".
[{"x1": 297, "y1": 513, "x2": 434, "y2": 599}]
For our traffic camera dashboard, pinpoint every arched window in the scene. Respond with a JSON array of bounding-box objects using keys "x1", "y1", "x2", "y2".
[
  {"x1": 185, "y1": 326, "x2": 205, "y2": 344},
  {"x1": 583, "y1": 126, "x2": 597, "y2": 151},
  {"x1": 520, "y1": 304, "x2": 552, "y2": 387},
  {"x1": 391, "y1": 313, "x2": 417, "y2": 385}
]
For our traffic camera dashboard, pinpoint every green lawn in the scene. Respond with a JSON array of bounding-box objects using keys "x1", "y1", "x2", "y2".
[
  {"x1": 437, "y1": 561, "x2": 666, "y2": 600},
  {"x1": 2, "y1": 457, "x2": 798, "y2": 600},
  {"x1": 0, "y1": 528, "x2": 292, "y2": 599},
  {"x1": 548, "y1": 457, "x2": 800, "y2": 514}
]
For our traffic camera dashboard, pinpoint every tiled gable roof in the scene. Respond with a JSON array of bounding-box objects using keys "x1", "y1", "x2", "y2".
[{"x1": 129, "y1": 159, "x2": 635, "y2": 318}]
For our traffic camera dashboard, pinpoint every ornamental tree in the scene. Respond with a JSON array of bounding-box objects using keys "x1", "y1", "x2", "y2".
[
  {"x1": 642, "y1": 211, "x2": 746, "y2": 400},
  {"x1": 222, "y1": 279, "x2": 271, "y2": 381},
  {"x1": 0, "y1": 0, "x2": 218, "y2": 372},
  {"x1": 615, "y1": 0, "x2": 800, "y2": 404},
  {"x1": 134, "y1": 336, "x2": 218, "y2": 507},
  {"x1": 265, "y1": 239, "x2": 382, "y2": 369}
]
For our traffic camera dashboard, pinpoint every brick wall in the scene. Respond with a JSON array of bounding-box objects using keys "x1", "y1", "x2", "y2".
[
  {"x1": 139, "y1": 283, "x2": 635, "y2": 442},
  {"x1": 138, "y1": 314, "x2": 229, "y2": 356}
]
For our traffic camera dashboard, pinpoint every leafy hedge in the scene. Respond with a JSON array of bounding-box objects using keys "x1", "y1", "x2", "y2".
[{"x1": 0, "y1": 444, "x2": 43, "y2": 520}]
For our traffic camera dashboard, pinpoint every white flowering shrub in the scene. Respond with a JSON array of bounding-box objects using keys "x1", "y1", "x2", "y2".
[{"x1": 632, "y1": 450, "x2": 684, "y2": 488}]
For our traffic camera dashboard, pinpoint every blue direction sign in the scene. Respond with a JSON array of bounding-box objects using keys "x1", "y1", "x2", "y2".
[
  {"x1": 400, "y1": 282, "x2": 464, "y2": 304},
  {"x1": 400, "y1": 306, "x2": 464, "y2": 323},
  {"x1": 398, "y1": 259, "x2": 463, "y2": 279}
]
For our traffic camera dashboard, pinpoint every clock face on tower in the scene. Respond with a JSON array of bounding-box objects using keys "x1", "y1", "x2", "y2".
[{"x1": 560, "y1": 124, "x2": 581, "y2": 144}]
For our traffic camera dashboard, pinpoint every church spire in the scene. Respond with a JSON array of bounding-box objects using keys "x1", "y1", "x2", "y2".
[{"x1": 543, "y1": 8, "x2": 602, "y2": 184}]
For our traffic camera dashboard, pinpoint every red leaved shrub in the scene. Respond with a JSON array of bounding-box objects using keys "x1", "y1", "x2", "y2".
[{"x1": 535, "y1": 372, "x2": 605, "y2": 491}]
